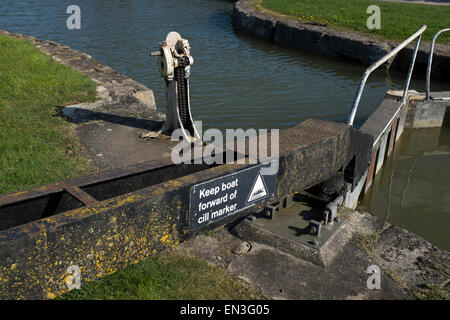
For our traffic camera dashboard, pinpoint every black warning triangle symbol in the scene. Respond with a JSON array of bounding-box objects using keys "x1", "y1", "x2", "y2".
[{"x1": 246, "y1": 173, "x2": 268, "y2": 203}]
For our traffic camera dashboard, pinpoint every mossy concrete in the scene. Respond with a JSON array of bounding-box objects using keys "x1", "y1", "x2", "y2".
[{"x1": 174, "y1": 209, "x2": 449, "y2": 299}]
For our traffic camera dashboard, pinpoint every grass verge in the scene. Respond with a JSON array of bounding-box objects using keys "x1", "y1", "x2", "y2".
[
  {"x1": 260, "y1": 0, "x2": 450, "y2": 44},
  {"x1": 58, "y1": 251, "x2": 263, "y2": 300},
  {"x1": 0, "y1": 35, "x2": 97, "y2": 194}
]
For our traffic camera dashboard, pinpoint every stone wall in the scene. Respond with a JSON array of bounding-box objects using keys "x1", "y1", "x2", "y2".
[{"x1": 232, "y1": 0, "x2": 450, "y2": 80}]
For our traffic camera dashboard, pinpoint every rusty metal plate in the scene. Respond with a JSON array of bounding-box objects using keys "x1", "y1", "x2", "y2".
[{"x1": 248, "y1": 200, "x2": 344, "y2": 249}]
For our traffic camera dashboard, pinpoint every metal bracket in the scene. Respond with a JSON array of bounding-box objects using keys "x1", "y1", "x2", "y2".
[
  {"x1": 322, "y1": 195, "x2": 343, "y2": 225},
  {"x1": 262, "y1": 195, "x2": 295, "y2": 220},
  {"x1": 264, "y1": 204, "x2": 279, "y2": 220},
  {"x1": 282, "y1": 196, "x2": 294, "y2": 209},
  {"x1": 308, "y1": 220, "x2": 322, "y2": 236}
]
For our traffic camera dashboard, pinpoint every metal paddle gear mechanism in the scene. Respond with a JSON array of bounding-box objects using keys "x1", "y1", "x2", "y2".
[{"x1": 150, "y1": 32, "x2": 200, "y2": 142}]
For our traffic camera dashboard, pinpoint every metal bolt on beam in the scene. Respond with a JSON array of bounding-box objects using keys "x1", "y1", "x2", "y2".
[
  {"x1": 308, "y1": 220, "x2": 322, "y2": 236},
  {"x1": 265, "y1": 204, "x2": 279, "y2": 220}
]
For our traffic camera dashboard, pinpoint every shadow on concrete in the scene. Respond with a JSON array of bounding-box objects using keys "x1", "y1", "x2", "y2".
[{"x1": 58, "y1": 107, "x2": 164, "y2": 131}]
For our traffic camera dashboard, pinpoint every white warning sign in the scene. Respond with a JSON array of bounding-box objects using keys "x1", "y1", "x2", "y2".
[{"x1": 246, "y1": 174, "x2": 268, "y2": 203}]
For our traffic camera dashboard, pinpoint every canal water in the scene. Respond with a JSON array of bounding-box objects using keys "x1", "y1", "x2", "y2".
[
  {"x1": 1, "y1": 0, "x2": 448, "y2": 249},
  {"x1": 361, "y1": 126, "x2": 450, "y2": 251}
]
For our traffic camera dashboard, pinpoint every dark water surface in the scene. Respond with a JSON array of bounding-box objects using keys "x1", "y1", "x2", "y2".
[
  {"x1": 1, "y1": 0, "x2": 447, "y2": 130},
  {"x1": 1, "y1": 0, "x2": 448, "y2": 249},
  {"x1": 361, "y1": 127, "x2": 450, "y2": 251}
]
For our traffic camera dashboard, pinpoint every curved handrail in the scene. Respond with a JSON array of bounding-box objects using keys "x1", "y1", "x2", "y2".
[
  {"x1": 426, "y1": 28, "x2": 450, "y2": 100},
  {"x1": 347, "y1": 25, "x2": 427, "y2": 126}
]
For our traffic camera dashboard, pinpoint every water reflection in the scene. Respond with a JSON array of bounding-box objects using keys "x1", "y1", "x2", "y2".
[{"x1": 361, "y1": 127, "x2": 450, "y2": 250}]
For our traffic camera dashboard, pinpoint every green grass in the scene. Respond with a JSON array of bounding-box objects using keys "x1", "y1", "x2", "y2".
[
  {"x1": 58, "y1": 251, "x2": 263, "y2": 300},
  {"x1": 261, "y1": 0, "x2": 450, "y2": 44},
  {"x1": 0, "y1": 35, "x2": 97, "y2": 194},
  {"x1": 413, "y1": 283, "x2": 450, "y2": 300}
]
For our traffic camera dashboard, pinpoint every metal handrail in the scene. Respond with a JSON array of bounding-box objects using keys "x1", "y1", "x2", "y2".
[
  {"x1": 347, "y1": 25, "x2": 427, "y2": 126},
  {"x1": 426, "y1": 28, "x2": 450, "y2": 100}
]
